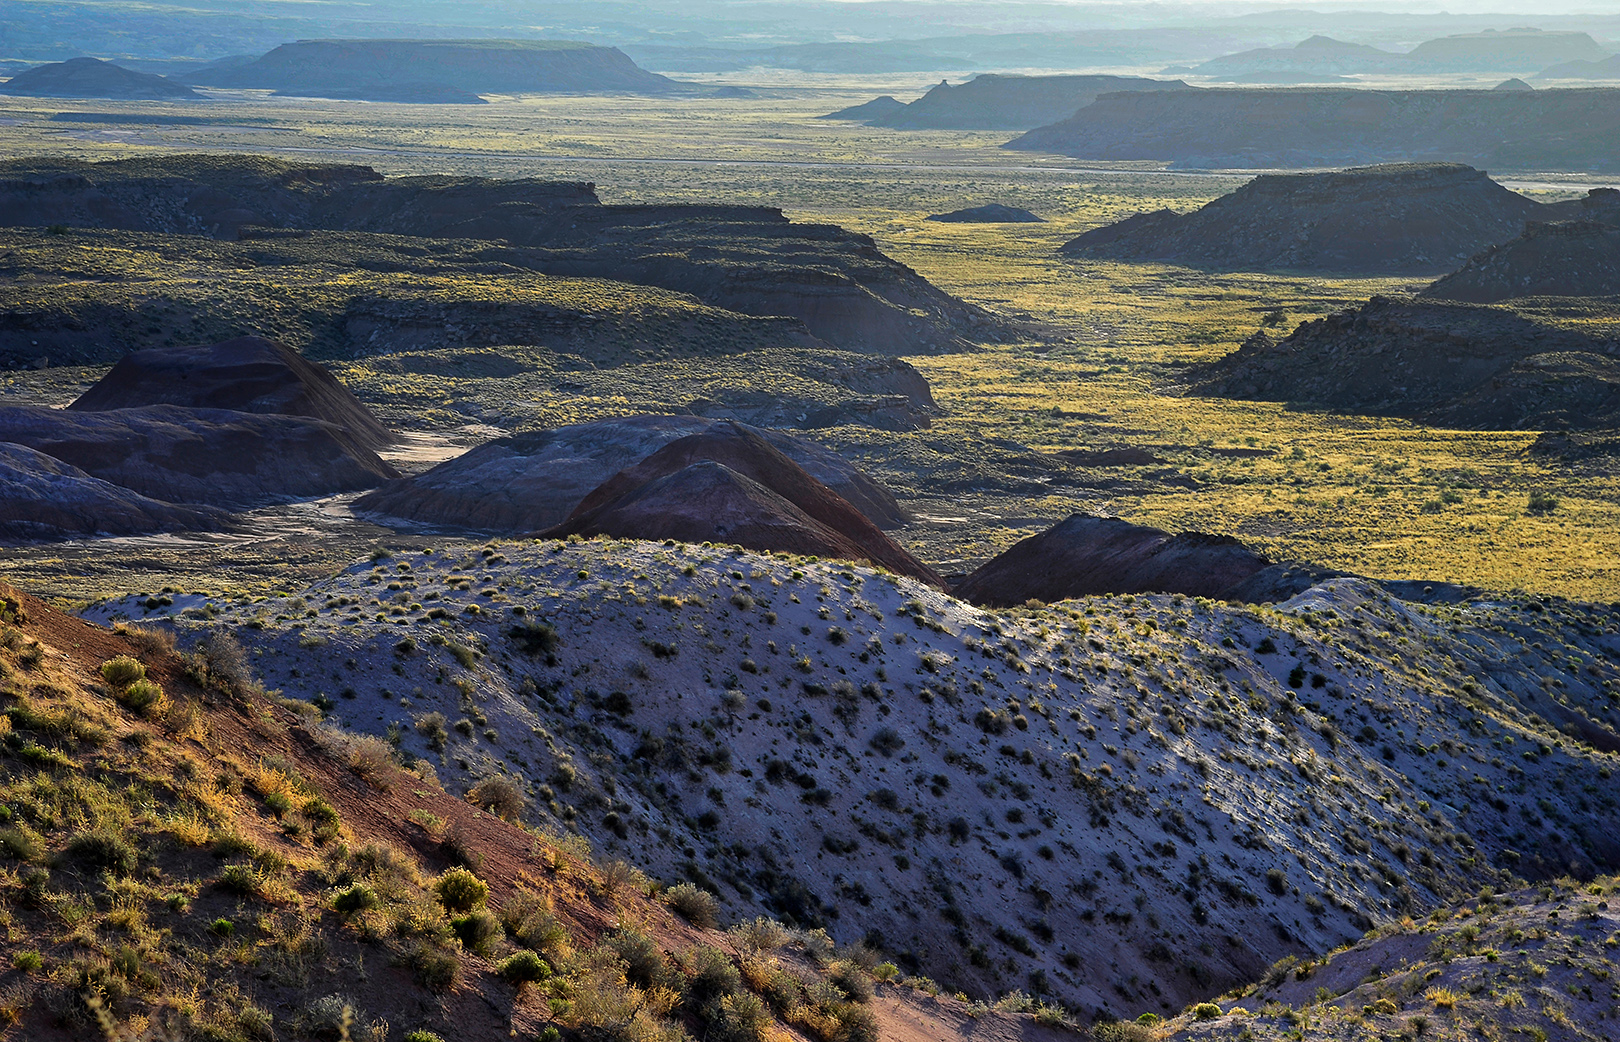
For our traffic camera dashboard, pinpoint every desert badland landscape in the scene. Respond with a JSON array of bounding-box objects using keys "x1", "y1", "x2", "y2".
[{"x1": 0, "y1": 2, "x2": 1618, "y2": 1041}]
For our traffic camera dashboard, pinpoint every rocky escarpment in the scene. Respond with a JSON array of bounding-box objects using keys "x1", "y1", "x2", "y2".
[
  {"x1": 1062, "y1": 164, "x2": 1543, "y2": 274},
  {"x1": 1007, "y1": 88, "x2": 1620, "y2": 172},
  {"x1": 0, "y1": 155, "x2": 997, "y2": 354},
  {"x1": 0, "y1": 56, "x2": 199, "y2": 99},
  {"x1": 0, "y1": 404, "x2": 398, "y2": 510},
  {"x1": 1422, "y1": 196, "x2": 1620, "y2": 302},
  {"x1": 952, "y1": 513, "x2": 1270, "y2": 607},
  {"x1": 863, "y1": 73, "x2": 1193, "y2": 130},
  {"x1": 1191, "y1": 296, "x2": 1620, "y2": 431},
  {"x1": 187, "y1": 39, "x2": 677, "y2": 98},
  {"x1": 96, "y1": 544, "x2": 1620, "y2": 1018},
  {"x1": 552, "y1": 423, "x2": 942, "y2": 586},
  {"x1": 355, "y1": 415, "x2": 909, "y2": 533},
  {"x1": 69, "y1": 335, "x2": 396, "y2": 456},
  {"x1": 0, "y1": 441, "x2": 230, "y2": 541}
]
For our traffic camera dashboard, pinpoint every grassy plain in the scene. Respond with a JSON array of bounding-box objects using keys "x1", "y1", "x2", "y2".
[{"x1": 1, "y1": 90, "x2": 1617, "y2": 600}]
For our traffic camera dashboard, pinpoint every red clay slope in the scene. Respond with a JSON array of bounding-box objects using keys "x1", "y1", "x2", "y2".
[
  {"x1": 555, "y1": 422, "x2": 942, "y2": 585},
  {"x1": 69, "y1": 335, "x2": 396, "y2": 457},
  {"x1": 953, "y1": 513, "x2": 1269, "y2": 607}
]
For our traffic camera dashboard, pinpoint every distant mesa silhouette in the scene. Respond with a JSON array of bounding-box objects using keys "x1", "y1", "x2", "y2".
[
  {"x1": 549, "y1": 422, "x2": 941, "y2": 586},
  {"x1": 952, "y1": 514, "x2": 1270, "y2": 607},
  {"x1": 866, "y1": 73, "x2": 1192, "y2": 131},
  {"x1": 186, "y1": 39, "x2": 678, "y2": 99},
  {"x1": 1537, "y1": 54, "x2": 1620, "y2": 81},
  {"x1": 926, "y1": 204, "x2": 1044, "y2": 224},
  {"x1": 1, "y1": 57, "x2": 199, "y2": 99}
]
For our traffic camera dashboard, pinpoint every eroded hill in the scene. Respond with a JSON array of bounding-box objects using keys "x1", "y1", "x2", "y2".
[
  {"x1": 0, "y1": 581, "x2": 1079, "y2": 1041},
  {"x1": 1061, "y1": 164, "x2": 1544, "y2": 275},
  {"x1": 89, "y1": 541, "x2": 1620, "y2": 1021}
]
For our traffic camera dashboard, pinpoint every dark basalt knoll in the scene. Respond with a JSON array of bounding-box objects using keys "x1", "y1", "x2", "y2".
[
  {"x1": 1422, "y1": 217, "x2": 1620, "y2": 303},
  {"x1": 0, "y1": 404, "x2": 398, "y2": 510},
  {"x1": 871, "y1": 73, "x2": 1193, "y2": 130},
  {"x1": 188, "y1": 39, "x2": 677, "y2": 97},
  {"x1": 1007, "y1": 88, "x2": 1620, "y2": 172},
  {"x1": 1, "y1": 57, "x2": 199, "y2": 99},
  {"x1": 925, "y1": 204, "x2": 1043, "y2": 224},
  {"x1": 1191, "y1": 296, "x2": 1620, "y2": 432},
  {"x1": 69, "y1": 336, "x2": 396, "y2": 456},
  {"x1": 354, "y1": 415, "x2": 908, "y2": 533},
  {"x1": 0, "y1": 155, "x2": 995, "y2": 355},
  {"x1": 1493, "y1": 78, "x2": 1535, "y2": 92},
  {"x1": 1538, "y1": 54, "x2": 1620, "y2": 81},
  {"x1": 560, "y1": 423, "x2": 941, "y2": 586},
  {"x1": 817, "y1": 95, "x2": 907, "y2": 122},
  {"x1": 1061, "y1": 164, "x2": 1543, "y2": 274},
  {"x1": 0, "y1": 441, "x2": 231, "y2": 542},
  {"x1": 952, "y1": 513, "x2": 1270, "y2": 607}
]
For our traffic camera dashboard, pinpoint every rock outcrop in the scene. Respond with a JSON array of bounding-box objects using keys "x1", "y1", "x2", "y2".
[
  {"x1": 1422, "y1": 216, "x2": 1620, "y2": 302},
  {"x1": 926, "y1": 204, "x2": 1044, "y2": 223},
  {"x1": 1007, "y1": 88, "x2": 1620, "y2": 172},
  {"x1": 1191, "y1": 296, "x2": 1620, "y2": 431},
  {"x1": 187, "y1": 39, "x2": 677, "y2": 98},
  {"x1": 0, "y1": 155, "x2": 996, "y2": 355},
  {"x1": 0, "y1": 441, "x2": 230, "y2": 541},
  {"x1": 553, "y1": 423, "x2": 941, "y2": 585},
  {"x1": 952, "y1": 513, "x2": 1269, "y2": 606},
  {"x1": 0, "y1": 404, "x2": 398, "y2": 510},
  {"x1": 354, "y1": 415, "x2": 908, "y2": 533},
  {"x1": 69, "y1": 336, "x2": 396, "y2": 456},
  {"x1": 1, "y1": 57, "x2": 199, "y2": 99},
  {"x1": 1061, "y1": 164, "x2": 1543, "y2": 274}
]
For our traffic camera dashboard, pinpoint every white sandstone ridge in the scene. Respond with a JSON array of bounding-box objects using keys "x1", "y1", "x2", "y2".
[{"x1": 86, "y1": 540, "x2": 1620, "y2": 1019}]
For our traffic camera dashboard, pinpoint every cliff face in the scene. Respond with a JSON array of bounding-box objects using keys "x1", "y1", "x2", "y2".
[
  {"x1": 1061, "y1": 163, "x2": 1544, "y2": 274},
  {"x1": 1008, "y1": 88, "x2": 1620, "y2": 172},
  {"x1": 189, "y1": 39, "x2": 677, "y2": 97}
]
